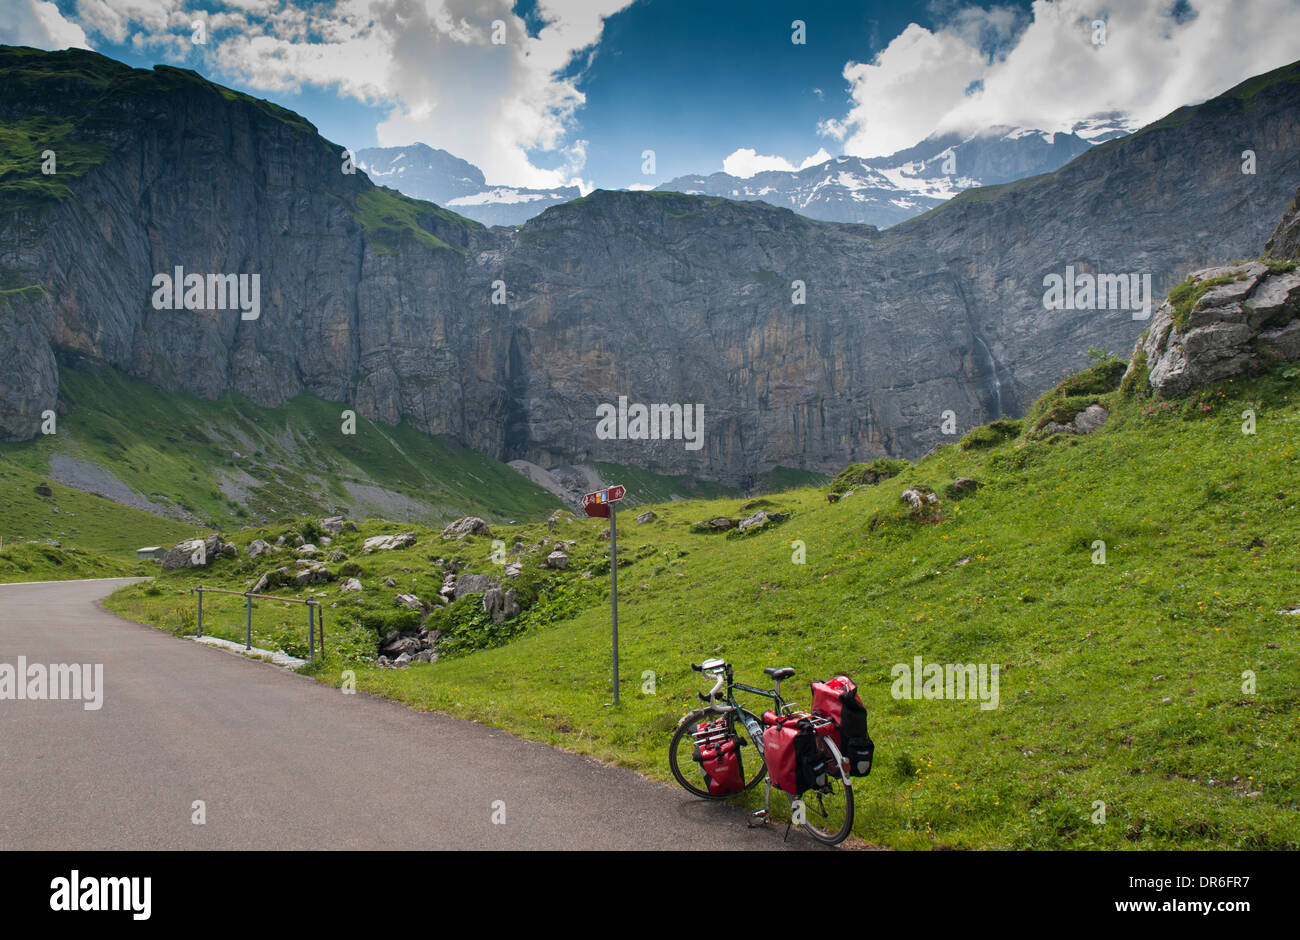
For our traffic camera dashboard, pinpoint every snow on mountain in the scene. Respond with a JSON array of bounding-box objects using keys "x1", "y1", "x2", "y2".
[
  {"x1": 353, "y1": 143, "x2": 578, "y2": 226},
  {"x1": 656, "y1": 123, "x2": 1126, "y2": 228}
]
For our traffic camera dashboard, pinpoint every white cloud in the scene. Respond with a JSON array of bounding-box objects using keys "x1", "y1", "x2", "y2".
[
  {"x1": 67, "y1": 0, "x2": 633, "y2": 190},
  {"x1": 0, "y1": 0, "x2": 91, "y2": 49},
  {"x1": 828, "y1": 0, "x2": 1300, "y2": 158},
  {"x1": 722, "y1": 147, "x2": 832, "y2": 178}
]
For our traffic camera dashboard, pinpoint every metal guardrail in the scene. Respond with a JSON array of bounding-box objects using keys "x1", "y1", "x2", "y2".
[{"x1": 189, "y1": 585, "x2": 325, "y2": 659}]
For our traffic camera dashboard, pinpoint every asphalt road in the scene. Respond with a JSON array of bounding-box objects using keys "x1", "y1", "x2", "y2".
[{"x1": 0, "y1": 578, "x2": 821, "y2": 850}]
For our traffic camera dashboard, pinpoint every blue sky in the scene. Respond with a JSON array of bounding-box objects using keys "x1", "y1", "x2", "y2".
[{"x1": 6, "y1": 1, "x2": 1300, "y2": 191}]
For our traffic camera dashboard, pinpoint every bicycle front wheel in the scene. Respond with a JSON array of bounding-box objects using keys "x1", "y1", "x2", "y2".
[{"x1": 668, "y1": 709, "x2": 767, "y2": 799}]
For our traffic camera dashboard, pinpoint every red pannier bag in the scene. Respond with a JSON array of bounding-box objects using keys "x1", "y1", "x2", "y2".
[
  {"x1": 761, "y1": 714, "x2": 829, "y2": 795},
  {"x1": 811, "y1": 674, "x2": 875, "y2": 777},
  {"x1": 691, "y1": 717, "x2": 746, "y2": 796}
]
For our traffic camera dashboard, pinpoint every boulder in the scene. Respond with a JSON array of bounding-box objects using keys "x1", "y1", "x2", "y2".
[
  {"x1": 901, "y1": 488, "x2": 938, "y2": 510},
  {"x1": 636, "y1": 511, "x2": 658, "y2": 524},
  {"x1": 542, "y1": 549, "x2": 569, "y2": 570},
  {"x1": 442, "y1": 516, "x2": 492, "y2": 539},
  {"x1": 455, "y1": 573, "x2": 495, "y2": 598},
  {"x1": 362, "y1": 533, "x2": 417, "y2": 553},
  {"x1": 1037, "y1": 404, "x2": 1109, "y2": 437},
  {"x1": 503, "y1": 560, "x2": 523, "y2": 578},
  {"x1": 945, "y1": 477, "x2": 984, "y2": 499},
  {"x1": 483, "y1": 586, "x2": 522, "y2": 623},
  {"x1": 395, "y1": 593, "x2": 426, "y2": 612},
  {"x1": 320, "y1": 516, "x2": 345, "y2": 537},
  {"x1": 706, "y1": 517, "x2": 736, "y2": 531},
  {"x1": 380, "y1": 635, "x2": 420, "y2": 657},
  {"x1": 293, "y1": 565, "x2": 331, "y2": 587},
  {"x1": 296, "y1": 543, "x2": 318, "y2": 556},
  {"x1": 1133, "y1": 262, "x2": 1300, "y2": 397},
  {"x1": 247, "y1": 538, "x2": 273, "y2": 558},
  {"x1": 383, "y1": 576, "x2": 397, "y2": 587},
  {"x1": 340, "y1": 578, "x2": 362, "y2": 593},
  {"x1": 162, "y1": 535, "x2": 221, "y2": 570},
  {"x1": 737, "y1": 510, "x2": 772, "y2": 532},
  {"x1": 251, "y1": 567, "x2": 290, "y2": 594}
]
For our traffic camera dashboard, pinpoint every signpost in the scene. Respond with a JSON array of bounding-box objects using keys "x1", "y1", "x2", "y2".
[{"x1": 582, "y1": 485, "x2": 627, "y2": 703}]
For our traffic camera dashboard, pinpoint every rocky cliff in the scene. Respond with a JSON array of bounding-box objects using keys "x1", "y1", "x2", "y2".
[{"x1": 2, "y1": 47, "x2": 1299, "y2": 487}]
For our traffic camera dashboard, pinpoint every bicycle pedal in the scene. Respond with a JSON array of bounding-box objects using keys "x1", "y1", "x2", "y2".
[{"x1": 747, "y1": 809, "x2": 769, "y2": 828}]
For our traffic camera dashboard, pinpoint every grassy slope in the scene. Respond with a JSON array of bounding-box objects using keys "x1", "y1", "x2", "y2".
[
  {"x1": 0, "y1": 456, "x2": 183, "y2": 580},
  {"x1": 0, "y1": 363, "x2": 563, "y2": 530},
  {"x1": 104, "y1": 362, "x2": 1300, "y2": 849}
]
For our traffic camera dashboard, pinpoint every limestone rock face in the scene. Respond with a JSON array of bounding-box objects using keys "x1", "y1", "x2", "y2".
[{"x1": 3, "y1": 49, "x2": 1300, "y2": 485}]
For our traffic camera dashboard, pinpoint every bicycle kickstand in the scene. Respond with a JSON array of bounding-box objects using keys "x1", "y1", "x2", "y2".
[{"x1": 748, "y1": 779, "x2": 772, "y2": 828}]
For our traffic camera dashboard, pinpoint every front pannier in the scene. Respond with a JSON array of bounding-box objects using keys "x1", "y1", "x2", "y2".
[
  {"x1": 762, "y1": 715, "x2": 829, "y2": 795},
  {"x1": 811, "y1": 674, "x2": 874, "y2": 777},
  {"x1": 691, "y1": 717, "x2": 746, "y2": 796}
]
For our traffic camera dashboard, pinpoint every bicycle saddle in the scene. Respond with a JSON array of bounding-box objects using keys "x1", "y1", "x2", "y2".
[{"x1": 764, "y1": 667, "x2": 796, "y2": 680}]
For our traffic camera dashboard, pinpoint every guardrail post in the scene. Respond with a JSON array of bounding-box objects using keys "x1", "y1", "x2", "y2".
[
  {"x1": 245, "y1": 592, "x2": 252, "y2": 650},
  {"x1": 307, "y1": 603, "x2": 315, "y2": 661}
]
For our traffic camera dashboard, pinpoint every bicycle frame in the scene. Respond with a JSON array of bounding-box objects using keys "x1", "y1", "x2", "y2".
[{"x1": 693, "y1": 665, "x2": 852, "y2": 787}]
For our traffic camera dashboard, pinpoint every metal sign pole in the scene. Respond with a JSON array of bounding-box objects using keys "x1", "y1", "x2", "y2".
[{"x1": 610, "y1": 501, "x2": 619, "y2": 704}]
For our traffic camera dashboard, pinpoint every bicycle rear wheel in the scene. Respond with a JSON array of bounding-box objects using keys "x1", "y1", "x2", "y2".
[
  {"x1": 798, "y1": 740, "x2": 854, "y2": 845},
  {"x1": 669, "y1": 709, "x2": 766, "y2": 799}
]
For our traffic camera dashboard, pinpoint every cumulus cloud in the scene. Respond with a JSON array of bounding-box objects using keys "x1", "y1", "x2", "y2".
[
  {"x1": 722, "y1": 147, "x2": 832, "y2": 178},
  {"x1": 1, "y1": 0, "x2": 91, "y2": 49},
  {"x1": 827, "y1": 0, "x2": 1300, "y2": 158},
  {"x1": 68, "y1": 0, "x2": 632, "y2": 190}
]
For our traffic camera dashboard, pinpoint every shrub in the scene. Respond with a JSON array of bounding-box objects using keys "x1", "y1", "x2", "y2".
[
  {"x1": 959, "y1": 419, "x2": 1023, "y2": 450},
  {"x1": 1120, "y1": 349, "x2": 1150, "y2": 399},
  {"x1": 828, "y1": 458, "x2": 910, "y2": 494}
]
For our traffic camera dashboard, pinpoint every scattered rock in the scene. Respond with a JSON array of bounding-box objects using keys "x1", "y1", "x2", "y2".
[
  {"x1": 503, "y1": 560, "x2": 523, "y2": 578},
  {"x1": 362, "y1": 533, "x2": 417, "y2": 553},
  {"x1": 442, "y1": 516, "x2": 492, "y2": 539},
  {"x1": 383, "y1": 576, "x2": 397, "y2": 587},
  {"x1": 247, "y1": 538, "x2": 273, "y2": 558},
  {"x1": 395, "y1": 593, "x2": 426, "y2": 612},
  {"x1": 542, "y1": 549, "x2": 570, "y2": 570},
  {"x1": 483, "y1": 586, "x2": 521, "y2": 623},
  {"x1": 900, "y1": 489, "x2": 937, "y2": 510},
  {"x1": 296, "y1": 543, "x2": 318, "y2": 556},
  {"x1": 737, "y1": 510, "x2": 773, "y2": 532},
  {"x1": 945, "y1": 477, "x2": 984, "y2": 499},
  {"x1": 320, "y1": 516, "x2": 345, "y2": 537},
  {"x1": 34, "y1": 483, "x2": 52, "y2": 497},
  {"x1": 340, "y1": 578, "x2": 362, "y2": 593},
  {"x1": 636, "y1": 510, "x2": 658, "y2": 524},
  {"x1": 455, "y1": 573, "x2": 496, "y2": 598},
  {"x1": 706, "y1": 517, "x2": 736, "y2": 531},
  {"x1": 293, "y1": 565, "x2": 331, "y2": 587}
]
